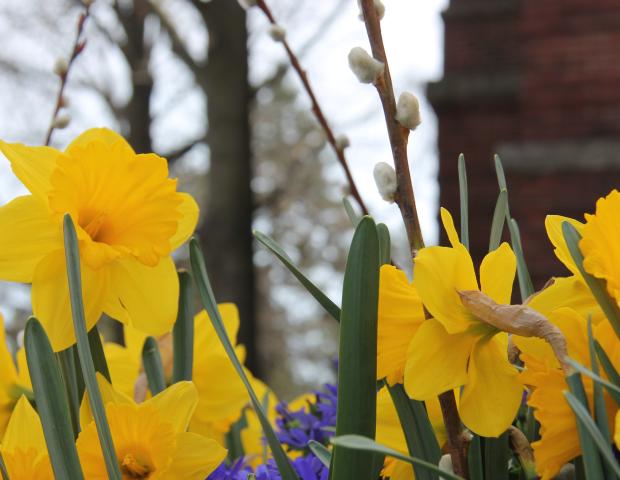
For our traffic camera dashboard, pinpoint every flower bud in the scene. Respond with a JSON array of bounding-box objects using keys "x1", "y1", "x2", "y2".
[
  {"x1": 82, "y1": 0, "x2": 95, "y2": 6},
  {"x1": 268, "y1": 24, "x2": 286, "y2": 43},
  {"x1": 237, "y1": 0, "x2": 257, "y2": 9},
  {"x1": 357, "y1": 0, "x2": 385, "y2": 21},
  {"x1": 335, "y1": 134, "x2": 350, "y2": 150},
  {"x1": 373, "y1": 162, "x2": 397, "y2": 202},
  {"x1": 395, "y1": 92, "x2": 421, "y2": 131},
  {"x1": 52, "y1": 113, "x2": 71, "y2": 129},
  {"x1": 348, "y1": 47, "x2": 384, "y2": 84},
  {"x1": 53, "y1": 57, "x2": 69, "y2": 76}
]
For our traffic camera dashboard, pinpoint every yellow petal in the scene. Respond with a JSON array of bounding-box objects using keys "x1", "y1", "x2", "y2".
[
  {"x1": 32, "y1": 250, "x2": 109, "y2": 351},
  {"x1": 0, "y1": 196, "x2": 61, "y2": 282},
  {"x1": 404, "y1": 319, "x2": 474, "y2": 399},
  {"x1": 104, "y1": 342, "x2": 141, "y2": 399},
  {"x1": 480, "y1": 242, "x2": 516, "y2": 304},
  {"x1": 0, "y1": 141, "x2": 62, "y2": 200},
  {"x1": 105, "y1": 256, "x2": 178, "y2": 335},
  {"x1": 376, "y1": 387, "x2": 407, "y2": 454},
  {"x1": 146, "y1": 381, "x2": 198, "y2": 434},
  {"x1": 2, "y1": 395, "x2": 46, "y2": 453},
  {"x1": 413, "y1": 246, "x2": 478, "y2": 333},
  {"x1": 440, "y1": 207, "x2": 461, "y2": 248},
  {"x1": 160, "y1": 432, "x2": 227, "y2": 480},
  {"x1": 545, "y1": 215, "x2": 584, "y2": 275},
  {"x1": 170, "y1": 193, "x2": 199, "y2": 250},
  {"x1": 377, "y1": 265, "x2": 425, "y2": 384},
  {"x1": 79, "y1": 373, "x2": 132, "y2": 428},
  {"x1": 0, "y1": 317, "x2": 18, "y2": 387},
  {"x1": 64, "y1": 128, "x2": 135, "y2": 157},
  {"x1": 459, "y1": 335, "x2": 522, "y2": 437},
  {"x1": 615, "y1": 411, "x2": 620, "y2": 450}
]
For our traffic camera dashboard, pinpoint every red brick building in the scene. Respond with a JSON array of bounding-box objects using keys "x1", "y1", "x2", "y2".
[{"x1": 428, "y1": 0, "x2": 620, "y2": 288}]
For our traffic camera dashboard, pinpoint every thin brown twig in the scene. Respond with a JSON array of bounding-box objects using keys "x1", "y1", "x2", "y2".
[
  {"x1": 45, "y1": 5, "x2": 91, "y2": 146},
  {"x1": 255, "y1": 0, "x2": 369, "y2": 216},
  {"x1": 359, "y1": 1, "x2": 469, "y2": 477}
]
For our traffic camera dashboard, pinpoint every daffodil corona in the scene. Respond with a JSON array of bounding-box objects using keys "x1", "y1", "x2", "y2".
[{"x1": 0, "y1": 129, "x2": 199, "y2": 351}]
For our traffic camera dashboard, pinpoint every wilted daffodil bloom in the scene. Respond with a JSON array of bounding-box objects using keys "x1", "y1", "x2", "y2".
[
  {"x1": 515, "y1": 308, "x2": 620, "y2": 479},
  {"x1": 0, "y1": 129, "x2": 199, "y2": 351},
  {"x1": 405, "y1": 208, "x2": 523, "y2": 437},
  {"x1": 77, "y1": 375, "x2": 226, "y2": 479},
  {"x1": 0, "y1": 316, "x2": 32, "y2": 436},
  {"x1": 0, "y1": 395, "x2": 53, "y2": 479}
]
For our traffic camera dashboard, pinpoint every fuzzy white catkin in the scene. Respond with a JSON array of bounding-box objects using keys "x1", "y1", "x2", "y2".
[
  {"x1": 357, "y1": 0, "x2": 385, "y2": 20},
  {"x1": 52, "y1": 113, "x2": 71, "y2": 129},
  {"x1": 395, "y1": 92, "x2": 422, "y2": 131},
  {"x1": 373, "y1": 162, "x2": 397, "y2": 202},
  {"x1": 438, "y1": 454, "x2": 454, "y2": 480},
  {"x1": 53, "y1": 57, "x2": 69, "y2": 76},
  {"x1": 335, "y1": 134, "x2": 350, "y2": 150},
  {"x1": 348, "y1": 47, "x2": 384, "y2": 84},
  {"x1": 237, "y1": 0, "x2": 257, "y2": 9},
  {"x1": 268, "y1": 24, "x2": 286, "y2": 42}
]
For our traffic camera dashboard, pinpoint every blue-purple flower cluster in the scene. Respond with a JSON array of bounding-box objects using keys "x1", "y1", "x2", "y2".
[{"x1": 208, "y1": 383, "x2": 337, "y2": 480}]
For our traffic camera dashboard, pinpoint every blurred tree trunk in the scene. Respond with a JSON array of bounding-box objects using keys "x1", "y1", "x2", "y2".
[{"x1": 196, "y1": 1, "x2": 258, "y2": 374}]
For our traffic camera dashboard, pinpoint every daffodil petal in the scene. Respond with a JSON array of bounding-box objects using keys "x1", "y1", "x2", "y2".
[
  {"x1": 440, "y1": 207, "x2": 461, "y2": 248},
  {"x1": 160, "y1": 432, "x2": 227, "y2": 480},
  {"x1": 2, "y1": 395, "x2": 46, "y2": 452},
  {"x1": 378, "y1": 265, "x2": 425, "y2": 384},
  {"x1": 0, "y1": 141, "x2": 62, "y2": 200},
  {"x1": 79, "y1": 372, "x2": 133, "y2": 429},
  {"x1": 147, "y1": 381, "x2": 198, "y2": 434},
  {"x1": 0, "y1": 196, "x2": 61, "y2": 282},
  {"x1": 404, "y1": 319, "x2": 474, "y2": 399},
  {"x1": 413, "y1": 245, "x2": 478, "y2": 333},
  {"x1": 545, "y1": 215, "x2": 583, "y2": 275},
  {"x1": 64, "y1": 127, "x2": 135, "y2": 157},
  {"x1": 104, "y1": 342, "x2": 141, "y2": 399},
  {"x1": 105, "y1": 256, "x2": 178, "y2": 335},
  {"x1": 615, "y1": 411, "x2": 620, "y2": 450},
  {"x1": 32, "y1": 250, "x2": 109, "y2": 351},
  {"x1": 480, "y1": 242, "x2": 516, "y2": 304},
  {"x1": 459, "y1": 336, "x2": 522, "y2": 437},
  {"x1": 170, "y1": 193, "x2": 199, "y2": 250},
  {"x1": 0, "y1": 317, "x2": 18, "y2": 387}
]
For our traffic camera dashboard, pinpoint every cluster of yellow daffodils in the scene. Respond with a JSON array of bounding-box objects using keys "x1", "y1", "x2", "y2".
[{"x1": 0, "y1": 129, "x2": 198, "y2": 351}]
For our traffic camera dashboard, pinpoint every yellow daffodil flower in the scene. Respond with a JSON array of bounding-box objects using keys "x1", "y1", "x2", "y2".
[
  {"x1": 378, "y1": 265, "x2": 425, "y2": 385},
  {"x1": 515, "y1": 308, "x2": 620, "y2": 479},
  {"x1": 0, "y1": 316, "x2": 32, "y2": 436},
  {"x1": 0, "y1": 395, "x2": 53, "y2": 479},
  {"x1": 404, "y1": 208, "x2": 522, "y2": 437},
  {"x1": 104, "y1": 341, "x2": 141, "y2": 399},
  {"x1": 240, "y1": 387, "x2": 279, "y2": 467},
  {"x1": 580, "y1": 190, "x2": 620, "y2": 305},
  {"x1": 77, "y1": 374, "x2": 226, "y2": 479},
  {"x1": 0, "y1": 128, "x2": 199, "y2": 351}
]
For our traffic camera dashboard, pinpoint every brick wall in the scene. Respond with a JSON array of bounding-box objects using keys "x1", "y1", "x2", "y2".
[{"x1": 428, "y1": 0, "x2": 620, "y2": 290}]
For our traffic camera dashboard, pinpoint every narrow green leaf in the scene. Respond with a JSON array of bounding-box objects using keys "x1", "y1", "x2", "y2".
[
  {"x1": 226, "y1": 411, "x2": 248, "y2": 461},
  {"x1": 467, "y1": 435, "x2": 483, "y2": 480},
  {"x1": 63, "y1": 215, "x2": 121, "y2": 480},
  {"x1": 565, "y1": 390, "x2": 620, "y2": 477},
  {"x1": 56, "y1": 347, "x2": 80, "y2": 438},
  {"x1": 566, "y1": 358, "x2": 620, "y2": 406},
  {"x1": 483, "y1": 432, "x2": 509, "y2": 480},
  {"x1": 343, "y1": 197, "x2": 361, "y2": 227},
  {"x1": 377, "y1": 223, "x2": 391, "y2": 266},
  {"x1": 489, "y1": 189, "x2": 507, "y2": 252},
  {"x1": 458, "y1": 154, "x2": 469, "y2": 250},
  {"x1": 331, "y1": 217, "x2": 380, "y2": 480},
  {"x1": 494, "y1": 154, "x2": 508, "y2": 192},
  {"x1": 565, "y1": 373, "x2": 605, "y2": 479},
  {"x1": 142, "y1": 337, "x2": 166, "y2": 395},
  {"x1": 331, "y1": 435, "x2": 463, "y2": 480},
  {"x1": 308, "y1": 440, "x2": 331, "y2": 468},
  {"x1": 387, "y1": 383, "x2": 440, "y2": 480},
  {"x1": 254, "y1": 230, "x2": 340, "y2": 321},
  {"x1": 24, "y1": 318, "x2": 84, "y2": 479},
  {"x1": 173, "y1": 270, "x2": 194, "y2": 383},
  {"x1": 587, "y1": 320, "x2": 612, "y2": 446},
  {"x1": 508, "y1": 218, "x2": 534, "y2": 301},
  {"x1": 563, "y1": 222, "x2": 620, "y2": 339},
  {"x1": 189, "y1": 238, "x2": 299, "y2": 480},
  {"x1": 87, "y1": 326, "x2": 111, "y2": 382},
  {"x1": 73, "y1": 345, "x2": 85, "y2": 403},
  {"x1": 595, "y1": 340, "x2": 620, "y2": 400},
  {"x1": 0, "y1": 452, "x2": 8, "y2": 480}
]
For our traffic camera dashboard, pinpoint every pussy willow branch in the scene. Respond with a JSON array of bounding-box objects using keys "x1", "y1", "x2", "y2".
[
  {"x1": 358, "y1": 0, "x2": 423, "y2": 255},
  {"x1": 45, "y1": 5, "x2": 90, "y2": 146},
  {"x1": 255, "y1": 0, "x2": 369, "y2": 216},
  {"x1": 359, "y1": 1, "x2": 469, "y2": 477}
]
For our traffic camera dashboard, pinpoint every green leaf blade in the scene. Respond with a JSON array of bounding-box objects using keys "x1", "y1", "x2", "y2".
[{"x1": 172, "y1": 270, "x2": 194, "y2": 383}]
